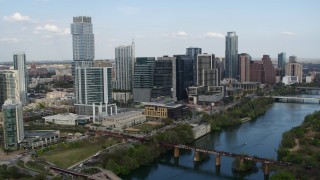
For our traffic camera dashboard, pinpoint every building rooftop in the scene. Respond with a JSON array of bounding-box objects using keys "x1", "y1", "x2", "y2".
[
  {"x1": 25, "y1": 130, "x2": 59, "y2": 139},
  {"x1": 105, "y1": 111, "x2": 142, "y2": 119},
  {"x1": 142, "y1": 102, "x2": 183, "y2": 108},
  {"x1": 43, "y1": 113, "x2": 89, "y2": 120}
]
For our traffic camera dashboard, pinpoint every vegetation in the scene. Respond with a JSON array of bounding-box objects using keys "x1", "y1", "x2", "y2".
[
  {"x1": 269, "y1": 83, "x2": 297, "y2": 96},
  {"x1": 0, "y1": 165, "x2": 32, "y2": 179},
  {"x1": 275, "y1": 110, "x2": 320, "y2": 179},
  {"x1": 25, "y1": 161, "x2": 50, "y2": 174},
  {"x1": 232, "y1": 157, "x2": 257, "y2": 172},
  {"x1": 201, "y1": 97, "x2": 274, "y2": 131},
  {"x1": 39, "y1": 137, "x2": 119, "y2": 168},
  {"x1": 51, "y1": 80, "x2": 73, "y2": 88},
  {"x1": 270, "y1": 171, "x2": 295, "y2": 180},
  {"x1": 81, "y1": 167, "x2": 101, "y2": 174},
  {"x1": 98, "y1": 124, "x2": 193, "y2": 176}
]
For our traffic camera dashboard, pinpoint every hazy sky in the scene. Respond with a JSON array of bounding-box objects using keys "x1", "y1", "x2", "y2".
[{"x1": 1, "y1": 0, "x2": 320, "y2": 62}]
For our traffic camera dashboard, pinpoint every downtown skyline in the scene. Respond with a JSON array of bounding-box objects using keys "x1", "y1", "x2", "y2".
[{"x1": 1, "y1": 0, "x2": 320, "y2": 62}]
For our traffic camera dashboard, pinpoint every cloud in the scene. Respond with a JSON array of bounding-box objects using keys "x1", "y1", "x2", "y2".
[
  {"x1": 0, "y1": 37, "x2": 19, "y2": 43},
  {"x1": 281, "y1": 32, "x2": 296, "y2": 36},
  {"x1": 35, "y1": 24, "x2": 70, "y2": 35},
  {"x1": 205, "y1": 32, "x2": 224, "y2": 38},
  {"x1": 163, "y1": 31, "x2": 188, "y2": 39},
  {"x1": 117, "y1": 7, "x2": 140, "y2": 15},
  {"x1": 3, "y1": 12, "x2": 31, "y2": 22}
]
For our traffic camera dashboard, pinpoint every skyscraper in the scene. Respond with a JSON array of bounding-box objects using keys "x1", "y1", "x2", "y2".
[
  {"x1": 186, "y1": 47, "x2": 202, "y2": 85},
  {"x1": 239, "y1": 53, "x2": 251, "y2": 82},
  {"x1": 133, "y1": 57, "x2": 155, "y2": 102},
  {"x1": 278, "y1": 52, "x2": 286, "y2": 77},
  {"x1": 196, "y1": 54, "x2": 219, "y2": 86},
  {"x1": 172, "y1": 55, "x2": 193, "y2": 101},
  {"x1": 2, "y1": 99, "x2": 24, "y2": 150},
  {"x1": 13, "y1": 53, "x2": 27, "y2": 104},
  {"x1": 0, "y1": 70, "x2": 20, "y2": 108},
  {"x1": 71, "y1": 16, "x2": 95, "y2": 87},
  {"x1": 225, "y1": 32, "x2": 238, "y2": 79},
  {"x1": 71, "y1": 16, "x2": 95, "y2": 64},
  {"x1": 285, "y1": 56, "x2": 302, "y2": 83},
  {"x1": 152, "y1": 56, "x2": 174, "y2": 98},
  {"x1": 262, "y1": 55, "x2": 276, "y2": 84},
  {"x1": 115, "y1": 42, "x2": 135, "y2": 91}
]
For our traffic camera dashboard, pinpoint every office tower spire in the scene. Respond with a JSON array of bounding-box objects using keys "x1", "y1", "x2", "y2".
[{"x1": 225, "y1": 32, "x2": 238, "y2": 79}]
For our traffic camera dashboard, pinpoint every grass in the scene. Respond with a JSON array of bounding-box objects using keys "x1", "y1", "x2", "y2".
[{"x1": 41, "y1": 137, "x2": 119, "y2": 168}]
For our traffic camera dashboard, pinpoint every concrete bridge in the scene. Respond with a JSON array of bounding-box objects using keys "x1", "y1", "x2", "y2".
[{"x1": 271, "y1": 96, "x2": 320, "y2": 104}]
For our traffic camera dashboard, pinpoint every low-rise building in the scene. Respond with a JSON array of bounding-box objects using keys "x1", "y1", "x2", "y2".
[
  {"x1": 282, "y1": 76, "x2": 299, "y2": 85},
  {"x1": 20, "y1": 130, "x2": 60, "y2": 149},
  {"x1": 43, "y1": 113, "x2": 90, "y2": 125},
  {"x1": 102, "y1": 111, "x2": 146, "y2": 130},
  {"x1": 192, "y1": 124, "x2": 211, "y2": 139},
  {"x1": 143, "y1": 102, "x2": 187, "y2": 119}
]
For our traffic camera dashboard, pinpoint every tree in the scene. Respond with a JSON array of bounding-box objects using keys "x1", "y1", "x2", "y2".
[{"x1": 270, "y1": 171, "x2": 295, "y2": 180}]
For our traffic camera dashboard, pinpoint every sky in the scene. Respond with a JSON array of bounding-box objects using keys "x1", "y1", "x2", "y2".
[{"x1": 0, "y1": 0, "x2": 320, "y2": 62}]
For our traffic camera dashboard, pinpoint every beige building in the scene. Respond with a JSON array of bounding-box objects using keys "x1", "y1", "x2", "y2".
[
  {"x1": 102, "y1": 111, "x2": 146, "y2": 129},
  {"x1": 239, "y1": 53, "x2": 251, "y2": 83},
  {"x1": 285, "y1": 56, "x2": 303, "y2": 83}
]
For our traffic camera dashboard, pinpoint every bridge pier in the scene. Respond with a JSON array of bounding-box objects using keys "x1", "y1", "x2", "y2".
[
  {"x1": 263, "y1": 163, "x2": 269, "y2": 180},
  {"x1": 193, "y1": 151, "x2": 200, "y2": 162},
  {"x1": 174, "y1": 147, "x2": 180, "y2": 158},
  {"x1": 215, "y1": 154, "x2": 221, "y2": 166}
]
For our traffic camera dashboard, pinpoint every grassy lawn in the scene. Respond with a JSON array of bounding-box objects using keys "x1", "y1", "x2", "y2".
[
  {"x1": 41, "y1": 137, "x2": 119, "y2": 168},
  {"x1": 133, "y1": 123, "x2": 155, "y2": 132}
]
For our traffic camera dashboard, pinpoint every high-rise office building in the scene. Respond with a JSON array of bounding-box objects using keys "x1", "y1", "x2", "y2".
[
  {"x1": 196, "y1": 54, "x2": 219, "y2": 86},
  {"x1": 133, "y1": 57, "x2": 155, "y2": 102},
  {"x1": 278, "y1": 52, "x2": 286, "y2": 77},
  {"x1": 239, "y1": 53, "x2": 251, "y2": 82},
  {"x1": 172, "y1": 55, "x2": 193, "y2": 101},
  {"x1": 285, "y1": 56, "x2": 302, "y2": 83},
  {"x1": 13, "y1": 53, "x2": 27, "y2": 104},
  {"x1": 225, "y1": 32, "x2": 238, "y2": 79},
  {"x1": 262, "y1": 55, "x2": 276, "y2": 84},
  {"x1": 152, "y1": 56, "x2": 174, "y2": 98},
  {"x1": 2, "y1": 99, "x2": 24, "y2": 150},
  {"x1": 115, "y1": 42, "x2": 135, "y2": 91},
  {"x1": 0, "y1": 70, "x2": 20, "y2": 108},
  {"x1": 71, "y1": 16, "x2": 95, "y2": 63},
  {"x1": 75, "y1": 67, "x2": 112, "y2": 105},
  {"x1": 71, "y1": 16, "x2": 95, "y2": 81},
  {"x1": 186, "y1": 47, "x2": 202, "y2": 85},
  {"x1": 250, "y1": 61, "x2": 265, "y2": 83}
]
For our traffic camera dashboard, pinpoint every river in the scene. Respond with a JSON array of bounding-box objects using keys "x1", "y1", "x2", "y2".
[{"x1": 126, "y1": 97, "x2": 320, "y2": 180}]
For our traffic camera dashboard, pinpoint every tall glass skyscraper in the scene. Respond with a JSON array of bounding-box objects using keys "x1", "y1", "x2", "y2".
[
  {"x1": 278, "y1": 52, "x2": 286, "y2": 69},
  {"x1": 13, "y1": 53, "x2": 27, "y2": 104},
  {"x1": 225, "y1": 32, "x2": 238, "y2": 79},
  {"x1": 2, "y1": 99, "x2": 24, "y2": 150},
  {"x1": 115, "y1": 42, "x2": 135, "y2": 91},
  {"x1": 0, "y1": 70, "x2": 20, "y2": 108},
  {"x1": 186, "y1": 47, "x2": 202, "y2": 85}
]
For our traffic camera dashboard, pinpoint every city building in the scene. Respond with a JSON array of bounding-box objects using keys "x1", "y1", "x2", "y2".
[
  {"x1": 278, "y1": 52, "x2": 286, "y2": 77},
  {"x1": 133, "y1": 57, "x2": 155, "y2": 102},
  {"x1": 43, "y1": 113, "x2": 90, "y2": 125},
  {"x1": 186, "y1": 47, "x2": 202, "y2": 84},
  {"x1": 172, "y1": 55, "x2": 193, "y2": 101},
  {"x1": 225, "y1": 32, "x2": 238, "y2": 79},
  {"x1": 192, "y1": 124, "x2": 211, "y2": 140},
  {"x1": 262, "y1": 55, "x2": 276, "y2": 84},
  {"x1": 102, "y1": 111, "x2": 146, "y2": 130},
  {"x1": 196, "y1": 54, "x2": 220, "y2": 86},
  {"x1": 250, "y1": 61, "x2": 265, "y2": 83},
  {"x1": 152, "y1": 56, "x2": 174, "y2": 98},
  {"x1": 115, "y1": 42, "x2": 135, "y2": 91},
  {"x1": 0, "y1": 70, "x2": 20, "y2": 108},
  {"x1": 143, "y1": 102, "x2": 187, "y2": 119},
  {"x1": 20, "y1": 130, "x2": 60, "y2": 150},
  {"x1": 71, "y1": 16, "x2": 95, "y2": 68},
  {"x1": 239, "y1": 53, "x2": 251, "y2": 82},
  {"x1": 2, "y1": 99, "x2": 24, "y2": 150},
  {"x1": 285, "y1": 56, "x2": 303, "y2": 83},
  {"x1": 282, "y1": 76, "x2": 299, "y2": 85},
  {"x1": 13, "y1": 53, "x2": 27, "y2": 104}
]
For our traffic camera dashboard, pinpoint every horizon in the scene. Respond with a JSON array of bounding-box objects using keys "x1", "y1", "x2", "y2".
[{"x1": 1, "y1": 0, "x2": 320, "y2": 62}]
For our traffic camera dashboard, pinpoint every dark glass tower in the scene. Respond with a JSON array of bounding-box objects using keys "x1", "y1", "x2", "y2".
[{"x1": 225, "y1": 32, "x2": 238, "y2": 79}]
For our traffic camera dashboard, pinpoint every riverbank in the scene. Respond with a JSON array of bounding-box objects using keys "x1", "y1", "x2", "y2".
[{"x1": 274, "y1": 110, "x2": 320, "y2": 179}]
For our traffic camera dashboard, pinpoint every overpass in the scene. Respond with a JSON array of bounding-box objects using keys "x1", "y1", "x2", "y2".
[{"x1": 271, "y1": 96, "x2": 320, "y2": 104}]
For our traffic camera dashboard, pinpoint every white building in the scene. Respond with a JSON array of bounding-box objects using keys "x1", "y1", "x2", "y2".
[
  {"x1": 43, "y1": 113, "x2": 90, "y2": 126},
  {"x1": 285, "y1": 56, "x2": 303, "y2": 83},
  {"x1": 115, "y1": 42, "x2": 135, "y2": 91},
  {"x1": 13, "y1": 53, "x2": 27, "y2": 104},
  {"x1": 102, "y1": 111, "x2": 146, "y2": 130},
  {"x1": 282, "y1": 76, "x2": 299, "y2": 85}
]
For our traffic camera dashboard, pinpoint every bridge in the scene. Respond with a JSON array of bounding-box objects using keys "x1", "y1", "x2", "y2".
[
  {"x1": 271, "y1": 96, "x2": 320, "y2": 104},
  {"x1": 296, "y1": 87, "x2": 320, "y2": 91},
  {"x1": 49, "y1": 166, "x2": 95, "y2": 179},
  {"x1": 94, "y1": 130, "x2": 294, "y2": 179}
]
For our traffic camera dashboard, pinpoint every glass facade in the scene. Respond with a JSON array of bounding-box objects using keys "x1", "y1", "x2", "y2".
[
  {"x1": 13, "y1": 53, "x2": 27, "y2": 104},
  {"x1": 225, "y1": 32, "x2": 238, "y2": 79}
]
